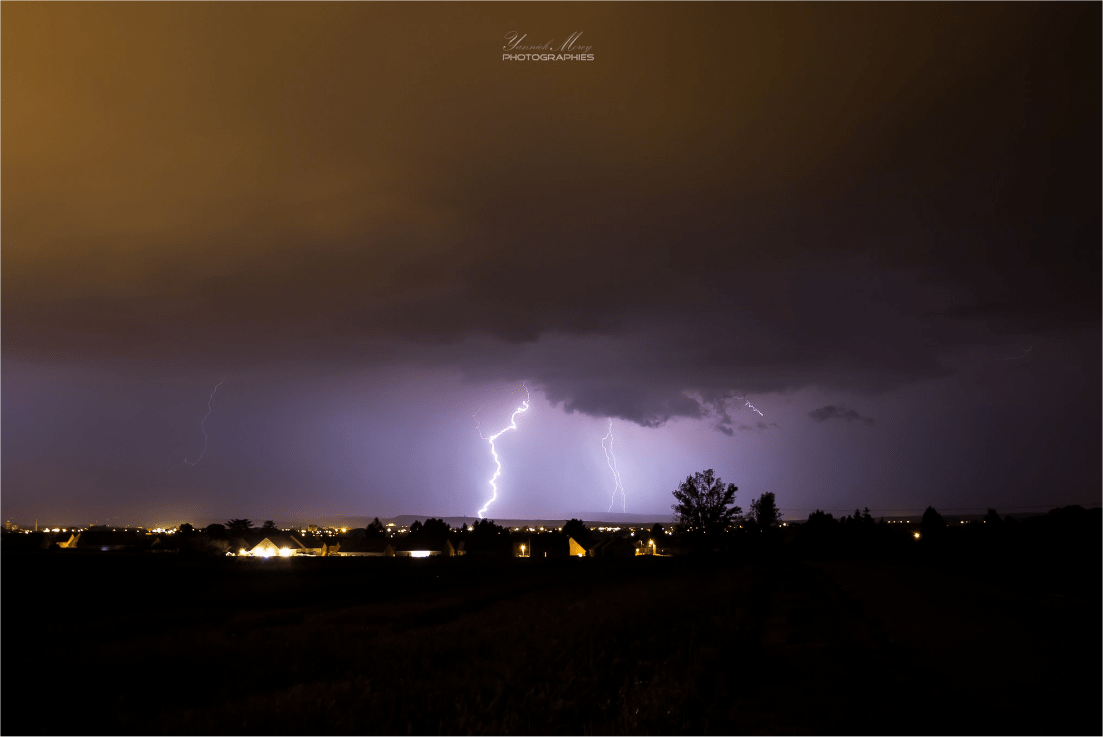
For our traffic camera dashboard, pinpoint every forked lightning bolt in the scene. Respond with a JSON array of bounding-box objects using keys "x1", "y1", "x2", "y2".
[
  {"x1": 185, "y1": 377, "x2": 225, "y2": 466},
  {"x1": 602, "y1": 419, "x2": 626, "y2": 513},
  {"x1": 475, "y1": 383, "x2": 530, "y2": 519}
]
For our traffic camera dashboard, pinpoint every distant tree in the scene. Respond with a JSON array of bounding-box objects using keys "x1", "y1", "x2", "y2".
[
  {"x1": 262, "y1": 520, "x2": 278, "y2": 530},
  {"x1": 472, "y1": 518, "x2": 505, "y2": 534},
  {"x1": 202, "y1": 523, "x2": 227, "y2": 539},
  {"x1": 921, "y1": 506, "x2": 945, "y2": 540},
  {"x1": 467, "y1": 518, "x2": 511, "y2": 555},
  {"x1": 921, "y1": 506, "x2": 944, "y2": 527},
  {"x1": 671, "y1": 469, "x2": 742, "y2": 536},
  {"x1": 421, "y1": 518, "x2": 451, "y2": 537},
  {"x1": 407, "y1": 518, "x2": 449, "y2": 547},
  {"x1": 178, "y1": 522, "x2": 195, "y2": 536},
  {"x1": 983, "y1": 509, "x2": 1002, "y2": 526},
  {"x1": 862, "y1": 507, "x2": 874, "y2": 525},
  {"x1": 365, "y1": 518, "x2": 386, "y2": 538},
  {"x1": 650, "y1": 522, "x2": 667, "y2": 541},
  {"x1": 749, "y1": 492, "x2": 780, "y2": 528},
  {"x1": 794, "y1": 509, "x2": 840, "y2": 556},
  {"x1": 225, "y1": 519, "x2": 254, "y2": 534},
  {"x1": 805, "y1": 510, "x2": 836, "y2": 527},
  {"x1": 563, "y1": 518, "x2": 592, "y2": 547}
]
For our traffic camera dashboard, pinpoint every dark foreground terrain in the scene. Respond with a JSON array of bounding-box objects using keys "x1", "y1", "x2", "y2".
[{"x1": 3, "y1": 550, "x2": 1100, "y2": 735}]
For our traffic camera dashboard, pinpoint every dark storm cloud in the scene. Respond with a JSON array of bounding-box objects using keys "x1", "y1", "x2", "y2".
[
  {"x1": 2, "y1": 3, "x2": 1099, "y2": 430},
  {"x1": 809, "y1": 406, "x2": 874, "y2": 426}
]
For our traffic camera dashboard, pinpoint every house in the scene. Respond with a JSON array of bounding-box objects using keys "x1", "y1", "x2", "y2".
[
  {"x1": 568, "y1": 536, "x2": 589, "y2": 558},
  {"x1": 589, "y1": 536, "x2": 635, "y2": 558},
  {"x1": 247, "y1": 535, "x2": 307, "y2": 557},
  {"x1": 393, "y1": 537, "x2": 457, "y2": 557},
  {"x1": 335, "y1": 538, "x2": 394, "y2": 557},
  {"x1": 52, "y1": 531, "x2": 80, "y2": 549},
  {"x1": 515, "y1": 535, "x2": 573, "y2": 558},
  {"x1": 294, "y1": 533, "x2": 326, "y2": 556}
]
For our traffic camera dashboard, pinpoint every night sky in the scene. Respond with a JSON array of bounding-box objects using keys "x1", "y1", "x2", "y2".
[{"x1": 3, "y1": 3, "x2": 1099, "y2": 527}]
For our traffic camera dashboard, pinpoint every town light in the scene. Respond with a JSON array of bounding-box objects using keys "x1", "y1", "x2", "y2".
[
  {"x1": 410, "y1": 550, "x2": 431, "y2": 558},
  {"x1": 279, "y1": 548, "x2": 292, "y2": 557},
  {"x1": 913, "y1": 532, "x2": 921, "y2": 540}
]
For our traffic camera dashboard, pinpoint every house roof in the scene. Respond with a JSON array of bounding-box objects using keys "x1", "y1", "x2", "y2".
[{"x1": 250, "y1": 535, "x2": 306, "y2": 552}]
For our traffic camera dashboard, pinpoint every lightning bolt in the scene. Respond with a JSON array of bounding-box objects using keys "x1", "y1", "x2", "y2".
[
  {"x1": 476, "y1": 383, "x2": 530, "y2": 519},
  {"x1": 185, "y1": 377, "x2": 225, "y2": 466},
  {"x1": 602, "y1": 419, "x2": 626, "y2": 513},
  {"x1": 731, "y1": 392, "x2": 764, "y2": 417},
  {"x1": 743, "y1": 398, "x2": 764, "y2": 416}
]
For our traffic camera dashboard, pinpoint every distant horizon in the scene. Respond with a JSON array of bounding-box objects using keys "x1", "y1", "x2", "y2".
[{"x1": 8, "y1": 504, "x2": 1098, "y2": 532}]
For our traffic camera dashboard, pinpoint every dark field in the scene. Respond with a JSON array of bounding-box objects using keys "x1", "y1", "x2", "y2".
[{"x1": 4, "y1": 551, "x2": 1100, "y2": 735}]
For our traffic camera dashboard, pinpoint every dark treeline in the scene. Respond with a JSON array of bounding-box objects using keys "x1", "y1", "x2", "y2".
[
  {"x1": 3, "y1": 467, "x2": 1098, "y2": 570},
  {"x1": 4, "y1": 501, "x2": 1100, "y2": 570},
  {"x1": 661, "y1": 468, "x2": 1102, "y2": 571}
]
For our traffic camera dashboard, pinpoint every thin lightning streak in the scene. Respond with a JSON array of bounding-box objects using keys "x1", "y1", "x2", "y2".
[
  {"x1": 602, "y1": 419, "x2": 626, "y2": 513},
  {"x1": 185, "y1": 377, "x2": 225, "y2": 466},
  {"x1": 476, "y1": 383, "x2": 530, "y2": 519},
  {"x1": 731, "y1": 392, "x2": 764, "y2": 417}
]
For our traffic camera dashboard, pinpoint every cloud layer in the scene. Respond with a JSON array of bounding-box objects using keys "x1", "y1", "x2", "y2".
[{"x1": 2, "y1": 4, "x2": 1098, "y2": 431}]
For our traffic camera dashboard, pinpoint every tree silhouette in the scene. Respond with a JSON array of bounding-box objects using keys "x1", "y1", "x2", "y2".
[
  {"x1": 262, "y1": 520, "x2": 277, "y2": 530},
  {"x1": 177, "y1": 522, "x2": 195, "y2": 536},
  {"x1": 921, "y1": 506, "x2": 944, "y2": 528},
  {"x1": 225, "y1": 519, "x2": 254, "y2": 534},
  {"x1": 671, "y1": 469, "x2": 742, "y2": 536},
  {"x1": 468, "y1": 518, "x2": 511, "y2": 555},
  {"x1": 420, "y1": 518, "x2": 451, "y2": 537},
  {"x1": 202, "y1": 523, "x2": 227, "y2": 539},
  {"x1": 563, "y1": 518, "x2": 592, "y2": 547},
  {"x1": 366, "y1": 518, "x2": 386, "y2": 538},
  {"x1": 749, "y1": 492, "x2": 780, "y2": 528}
]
